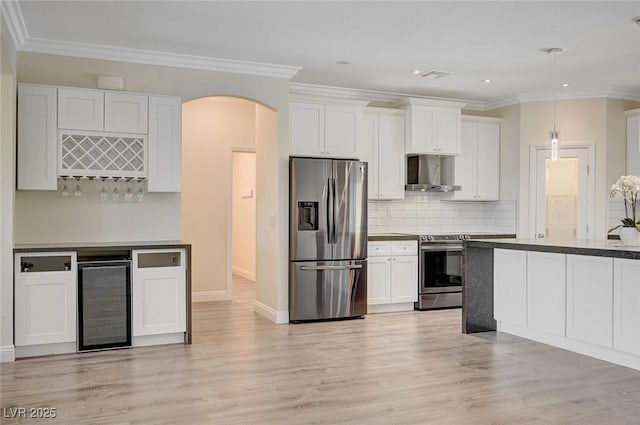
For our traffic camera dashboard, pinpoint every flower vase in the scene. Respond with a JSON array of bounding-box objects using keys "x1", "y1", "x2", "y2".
[{"x1": 619, "y1": 227, "x2": 640, "y2": 246}]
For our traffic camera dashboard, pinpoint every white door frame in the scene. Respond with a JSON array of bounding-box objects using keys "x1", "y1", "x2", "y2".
[
  {"x1": 528, "y1": 144, "x2": 595, "y2": 239},
  {"x1": 226, "y1": 147, "x2": 257, "y2": 299}
]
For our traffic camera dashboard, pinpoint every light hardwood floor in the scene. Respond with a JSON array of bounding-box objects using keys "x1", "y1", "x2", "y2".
[{"x1": 2, "y1": 275, "x2": 640, "y2": 424}]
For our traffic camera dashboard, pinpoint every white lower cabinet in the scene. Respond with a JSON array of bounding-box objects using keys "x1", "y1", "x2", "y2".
[
  {"x1": 493, "y1": 248, "x2": 527, "y2": 326},
  {"x1": 526, "y1": 251, "x2": 566, "y2": 337},
  {"x1": 132, "y1": 249, "x2": 186, "y2": 341},
  {"x1": 613, "y1": 258, "x2": 640, "y2": 356},
  {"x1": 494, "y1": 248, "x2": 640, "y2": 371},
  {"x1": 368, "y1": 241, "x2": 418, "y2": 312},
  {"x1": 14, "y1": 252, "x2": 77, "y2": 351},
  {"x1": 566, "y1": 255, "x2": 613, "y2": 348}
]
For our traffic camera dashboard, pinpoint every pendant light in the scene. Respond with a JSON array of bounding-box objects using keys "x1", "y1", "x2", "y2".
[{"x1": 543, "y1": 47, "x2": 563, "y2": 161}]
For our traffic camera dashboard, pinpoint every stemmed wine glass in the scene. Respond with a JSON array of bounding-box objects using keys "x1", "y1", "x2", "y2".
[
  {"x1": 136, "y1": 178, "x2": 145, "y2": 202},
  {"x1": 73, "y1": 177, "x2": 83, "y2": 197},
  {"x1": 61, "y1": 177, "x2": 70, "y2": 197},
  {"x1": 99, "y1": 177, "x2": 109, "y2": 202},
  {"x1": 124, "y1": 178, "x2": 134, "y2": 202}
]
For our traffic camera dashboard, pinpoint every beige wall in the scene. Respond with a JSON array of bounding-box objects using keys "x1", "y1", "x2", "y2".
[
  {"x1": 0, "y1": 17, "x2": 17, "y2": 360},
  {"x1": 14, "y1": 52, "x2": 291, "y2": 321},
  {"x1": 182, "y1": 97, "x2": 256, "y2": 296},
  {"x1": 232, "y1": 152, "x2": 256, "y2": 280}
]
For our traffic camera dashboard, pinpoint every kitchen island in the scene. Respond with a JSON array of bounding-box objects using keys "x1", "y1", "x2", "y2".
[{"x1": 463, "y1": 238, "x2": 640, "y2": 370}]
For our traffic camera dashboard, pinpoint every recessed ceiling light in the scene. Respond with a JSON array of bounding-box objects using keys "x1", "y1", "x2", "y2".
[
  {"x1": 336, "y1": 60, "x2": 350, "y2": 65},
  {"x1": 562, "y1": 83, "x2": 569, "y2": 87},
  {"x1": 482, "y1": 79, "x2": 491, "y2": 83},
  {"x1": 411, "y1": 69, "x2": 422, "y2": 75}
]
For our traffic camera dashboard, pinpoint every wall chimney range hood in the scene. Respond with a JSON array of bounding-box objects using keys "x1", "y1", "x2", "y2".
[{"x1": 405, "y1": 155, "x2": 460, "y2": 192}]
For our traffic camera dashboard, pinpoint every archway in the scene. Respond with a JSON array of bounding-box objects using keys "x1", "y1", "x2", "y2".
[{"x1": 181, "y1": 96, "x2": 277, "y2": 315}]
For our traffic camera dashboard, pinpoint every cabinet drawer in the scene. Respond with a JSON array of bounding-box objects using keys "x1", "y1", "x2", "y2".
[
  {"x1": 391, "y1": 242, "x2": 417, "y2": 256},
  {"x1": 368, "y1": 242, "x2": 391, "y2": 257}
]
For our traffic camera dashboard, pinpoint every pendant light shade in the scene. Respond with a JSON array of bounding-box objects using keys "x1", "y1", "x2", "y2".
[{"x1": 543, "y1": 47, "x2": 563, "y2": 160}]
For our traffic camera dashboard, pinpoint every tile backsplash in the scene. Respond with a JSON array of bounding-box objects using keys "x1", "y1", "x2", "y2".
[{"x1": 368, "y1": 193, "x2": 517, "y2": 234}]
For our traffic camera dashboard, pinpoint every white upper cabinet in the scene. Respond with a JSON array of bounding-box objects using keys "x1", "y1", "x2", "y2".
[
  {"x1": 626, "y1": 109, "x2": 640, "y2": 175},
  {"x1": 446, "y1": 117, "x2": 500, "y2": 201},
  {"x1": 17, "y1": 84, "x2": 182, "y2": 192},
  {"x1": 290, "y1": 96, "x2": 366, "y2": 158},
  {"x1": 104, "y1": 92, "x2": 148, "y2": 134},
  {"x1": 17, "y1": 84, "x2": 58, "y2": 190},
  {"x1": 58, "y1": 88, "x2": 104, "y2": 131},
  {"x1": 404, "y1": 98, "x2": 465, "y2": 155},
  {"x1": 361, "y1": 108, "x2": 405, "y2": 200},
  {"x1": 147, "y1": 95, "x2": 182, "y2": 192}
]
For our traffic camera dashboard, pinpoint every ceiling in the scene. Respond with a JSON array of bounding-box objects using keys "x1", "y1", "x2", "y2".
[{"x1": 7, "y1": 1, "x2": 640, "y2": 108}]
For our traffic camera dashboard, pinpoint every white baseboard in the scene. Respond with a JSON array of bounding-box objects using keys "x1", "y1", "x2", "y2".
[
  {"x1": 0, "y1": 345, "x2": 15, "y2": 362},
  {"x1": 133, "y1": 333, "x2": 185, "y2": 347},
  {"x1": 498, "y1": 321, "x2": 640, "y2": 371},
  {"x1": 192, "y1": 290, "x2": 229, "y2": 302},
  {"x1": 367, "y1": 302, "x2": 414, "y2": 314},
  {"x1": 254, "y1": 300, "x2": 289, "y2": 324},
  {"x1": 232, "y1": 266, "x2": 256, "y2": 281},
  {"x1": 15, "y1": 342, "x2": 76, "y2": 359}
]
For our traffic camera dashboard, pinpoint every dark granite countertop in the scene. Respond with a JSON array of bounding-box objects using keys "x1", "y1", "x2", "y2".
[
  {"x1": 14, "y1": 240, "x2": 191, "y2": 253},
  {"x1": 368, "y1": 233, "x2": 421, "y2": 241},
  {"x1": 465, "y1": 238, "x2": 640, "y2": 259}
]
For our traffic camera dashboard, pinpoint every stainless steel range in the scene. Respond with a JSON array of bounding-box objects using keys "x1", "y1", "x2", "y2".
[{"x1": 415, "y1": 234, "x2": 468, "y2": 310}]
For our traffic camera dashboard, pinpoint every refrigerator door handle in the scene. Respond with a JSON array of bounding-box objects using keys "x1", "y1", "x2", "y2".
[
  {"x1": 328, "y1": 177, "x2": 335, "y2": 244},
  {"x1": 330, "y1": 177, "x2": 337, "y2": 243},
  {"x1": 299, "y1": 264, "x2": 363, "y2": 271}
]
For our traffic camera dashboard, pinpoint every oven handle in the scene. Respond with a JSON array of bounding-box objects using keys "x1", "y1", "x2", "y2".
[{"x1": 420, "y1": 245, "x2": 463, "y2": 252}]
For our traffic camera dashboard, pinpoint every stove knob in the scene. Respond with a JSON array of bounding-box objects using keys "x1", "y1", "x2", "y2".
[{"x1": 424, "y1": 235, "x2": 433, "y2": 241}]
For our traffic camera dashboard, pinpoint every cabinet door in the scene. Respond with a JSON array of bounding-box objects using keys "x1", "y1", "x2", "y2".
[
  {"x1": 566, "y1": 255, "x2": 613, "y2": 348},
  {"x1": 104, "y1": 92, "x2": 148, "y2": 134},
  {"x1": 377, "y1": 113, "x2": 405, "y2": 200},
  {"x1": 493, "y1": 248, "x2": 527, "y2": 326},
  {"x1": 450, "y1": 121, "x2": 477, "y2": 200},
  {"x1": 290, "y1": 102, "x2": 324, "y2": 155},
  {"x1": 14, "y1": 252, "x2": 77, "y2": 346},
  {"x1": 527, "y1": 251, "x2": 566, "y2": 336},
  {"x1": 147, "y1": 95, "x2": 182, "y2": 192},
  {"x1": 435, "y1": 108, "x2": 461, "y2": 155},
  {"x1": 324, "y1": 105, "x2": 361, "y2": 157},
  {"x1": 613, "y1": 258, "x2": 640, "y2": 355},
  {"x1": 17, "y1": 84, "x2": 58, "y2": 190},
  {"x1": 132, "y1": 249, "x2": 187, "y2": 336},
  {"x1": 361, "y1": 113, "x2": 379, "y2": 199},
  {"x1": 390, "y1": 255, "x2": 418, "y2": 303},
  {"x1": 367, "y1": 256, "x2": 391, "y2": 305},
  {"x1": 475, "y1": 122, "x2": 500, "y2": 200},
  {"x1": 406, "y1": 106, "x2": 436, "y2": 154},
  {"x1": 58, "y1": 88, "x2": 104, "y2": 131}
]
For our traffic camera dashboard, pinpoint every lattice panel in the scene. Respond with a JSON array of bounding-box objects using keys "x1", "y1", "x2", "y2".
[{"x1": 60, "y1": 133, "x2": 146, "y2": 178}]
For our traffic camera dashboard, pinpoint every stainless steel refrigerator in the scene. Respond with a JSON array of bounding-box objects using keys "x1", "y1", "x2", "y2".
[{"x1": 289, "y1": 157, "x2": 368, "y2": 322}]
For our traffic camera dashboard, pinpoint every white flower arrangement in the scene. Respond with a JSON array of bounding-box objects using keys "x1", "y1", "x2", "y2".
[{"x1": 609, "y1": 175, "x2": 640, "y2": 233}]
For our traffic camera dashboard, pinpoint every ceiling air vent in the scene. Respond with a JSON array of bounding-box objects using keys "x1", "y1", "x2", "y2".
[{"x1": 417, "y1": 69, "x2": 451, "y2": 79}]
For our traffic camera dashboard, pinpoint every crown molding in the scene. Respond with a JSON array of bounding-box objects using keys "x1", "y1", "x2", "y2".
[
  {"x1": 19, "y1": 37, "x2": 301, "y2": 79},
  {"x1": 1, "y1": 0, "x2": 27, "y2": 51},
  {"x1": 483, "y1": 87, "x2": 640, "y2": 111},
  {"x1": 290, "y1": 82, "x2": 475, "y2": 108}
]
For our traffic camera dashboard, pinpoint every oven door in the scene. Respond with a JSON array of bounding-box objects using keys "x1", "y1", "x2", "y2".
[{"x1": 420, "y1": 245, "x2": 463, "y2": 294}]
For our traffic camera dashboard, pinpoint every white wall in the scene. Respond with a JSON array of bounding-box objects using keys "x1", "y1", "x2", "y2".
[
  {"x1": 232, "y1": 152, "x2": 256, "y2": 281},
  {"x1": 181, "y1": 97, "x2": 256, "y2": 298},
  {"x1": 0, "y1": 14, "x2": 17, "y2": 361},
  {"x1": 14, "y1": 52, "x2": 290, "y2": 322}
]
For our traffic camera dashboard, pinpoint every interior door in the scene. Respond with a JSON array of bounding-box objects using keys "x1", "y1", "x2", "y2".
[{"x1": 535, "y1": 147, "x2": 591, "y2": 240}]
